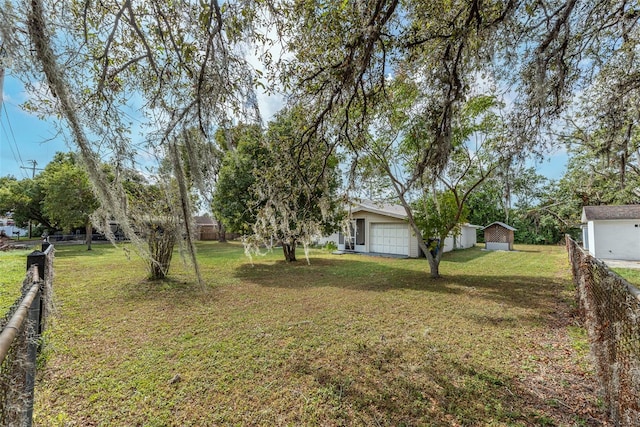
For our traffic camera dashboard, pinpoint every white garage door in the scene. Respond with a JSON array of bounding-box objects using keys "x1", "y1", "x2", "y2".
[{"x1": 370, "y1": 223, "x2": 409, "y2": 255}]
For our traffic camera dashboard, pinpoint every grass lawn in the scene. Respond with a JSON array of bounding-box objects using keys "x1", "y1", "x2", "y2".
[
  {"x1": 611, "y1": 267, "x2": 640, "y2": 287},
  {"x1": 33, "y1": 243, "x2": 606, "y2": 426},
  {"x1": 0, "y1": 245, "x2": 40, "y2": 314}
]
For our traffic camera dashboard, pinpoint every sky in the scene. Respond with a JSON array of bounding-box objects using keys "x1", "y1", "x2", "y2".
[
  {"x1": 1, "y1": 75, "x2": 69, "y2": 179},
  {"x1": 1, "y1": 72, "x2": 569, "y2": 183}
]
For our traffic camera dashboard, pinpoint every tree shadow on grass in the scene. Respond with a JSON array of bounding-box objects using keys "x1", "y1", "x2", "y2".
[
  {"x1": 233, "y1": 256, "x2": 569, "y2": 317},
  {"x1": 441, "y1": 246, "x2": 492, "y2": 263},
  {"x1": 285, "y1": 341, "x2": 606, "y2": 426},
  {"x1": 115, "y1": 276, "x2": 220, "y2": 308}
]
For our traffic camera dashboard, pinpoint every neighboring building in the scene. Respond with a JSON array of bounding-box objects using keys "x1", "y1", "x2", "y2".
[
  {"x1": 443, "y1": 224, "x2": 484, "y2": 252},
  {"x1": 331, "y1": 200, "x2": 479, "y2": 257},
  {"x1": 194, "y1": 216, "x2": 218, "y2": 241},
  {"x1": 0, "y1": 216, "x2": 28, "y2": 238},
  {"x1": 581, "y1": 205, "x2": 640, "y2": 261},
  {"x1": 483, "y1": 222, "x2": 516, "y2": 251}
]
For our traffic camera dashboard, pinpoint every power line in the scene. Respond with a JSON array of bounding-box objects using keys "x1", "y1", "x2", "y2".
[
  {"x1": 1, "y1": 101, "x2": 28, "y2": 178},
  {"x1": 1, "y1": 105, "x2": 28, "y2": 179}
]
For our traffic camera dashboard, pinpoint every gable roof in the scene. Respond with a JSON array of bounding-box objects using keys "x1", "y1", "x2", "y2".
[
  {"x1": 350, "y1": 200, "x2": 407, "y2": 219},
  {"x1": 582, "y1": 205, "x2": 640, "y2": 222},
  {"x1": 194, "y1": 216, "x2": 216, "y2": 226},
  {"x1": 483, "y1": 221, "x2": 517, "y2": 231}
]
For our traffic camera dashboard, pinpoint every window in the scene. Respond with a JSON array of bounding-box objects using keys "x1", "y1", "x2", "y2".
[{"x1": 356, "y1": 218, "x2": 365, "y2": 245}]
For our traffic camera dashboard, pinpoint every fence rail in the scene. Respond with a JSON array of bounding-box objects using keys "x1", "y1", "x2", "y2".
[
  {"x1": 566, "y1": 236, "x2": 640, "y2": 426},
  {"x1": 0, "y1": 243, "x2": 54, "y2": 427}
]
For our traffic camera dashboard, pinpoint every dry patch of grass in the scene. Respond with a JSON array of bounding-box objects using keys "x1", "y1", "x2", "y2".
[{"x1": 34, "y1": 243, "x2": 606, "y2": 426}]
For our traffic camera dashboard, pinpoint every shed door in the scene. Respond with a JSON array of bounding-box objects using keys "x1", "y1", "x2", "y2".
[{"x1": 370, "y1": 223, "x2": 409, "y2": 255}]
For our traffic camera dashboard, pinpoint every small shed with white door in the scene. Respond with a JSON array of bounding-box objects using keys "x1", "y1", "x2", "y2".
[
  {"x1": 581, "y1": 205, "x2": 640, "y2": 261},
  {"x1": 483, "y1": 222, "x2": 516, "y2": 251},
  {"x1": 443, "y1": 223, "x2": 483, "y2": 252}
]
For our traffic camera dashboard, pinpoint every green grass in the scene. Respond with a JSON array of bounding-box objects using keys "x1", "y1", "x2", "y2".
[
  {"x1": 611, "y1": 267, "x2": 640, "y2": 287},
  {"x1": 33, "y1": 243, "x2": 605, "y2": 426},
  {"x1": 0, "y1": 246, "x2": 39, "y2": 314}
]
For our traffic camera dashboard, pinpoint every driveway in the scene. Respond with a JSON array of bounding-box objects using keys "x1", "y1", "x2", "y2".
[{"x1": 603, "y1": 259, "x2": 640, "y2": 270}]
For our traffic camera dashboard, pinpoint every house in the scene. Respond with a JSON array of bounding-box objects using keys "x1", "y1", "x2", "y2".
[
  {"x1": 483, "y1": 222, "x2": 516, "y2": 251},
  {"x1": 581, "y1": 205, "x2": 640, "y2": 260},
  {"x1": 0, "y1": 216, "x2": 28, "y2": 238},
  {"x1": 332, "y1": 200, "x2": 479, "y2": 257}
]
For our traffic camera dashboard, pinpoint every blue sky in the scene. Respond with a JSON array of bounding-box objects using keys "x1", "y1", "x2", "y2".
[
  {"x1": 1, "y1": 75, "x2": 68, "y2": 179},
  {"x1": 1, "y1": 73, "x2": 568, "y2": 182}
]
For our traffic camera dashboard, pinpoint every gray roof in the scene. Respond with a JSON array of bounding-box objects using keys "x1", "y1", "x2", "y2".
[
  {"x1": 350, "y1": 200, "x2": 407, "y2": 219},
  {"x1": 582, "y1": 205, "x2": 640, "y2": 222},
  {"x1": 482, "y1": 221, "x2": 517, "y2": 231}
]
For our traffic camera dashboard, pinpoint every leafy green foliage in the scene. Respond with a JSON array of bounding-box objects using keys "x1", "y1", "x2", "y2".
[
  {"x1": 466, "y1": 180, "x2": 505, "y2": 231},
  {"x1": 413, "y1": 190, "x2": 469, "y2": 250},
  {"x1": 248, "y1": 106, "x2": 344, "y2": 262},
  {"x1": 0, "y1": 153, "x2": 101, "y2": 242},
  {"x1": 0, "y1": 176, "x2": 52, "y2": 232},
  {"x1": 211, "y1": 124, "x2": 267, "y2": 234},
  {"x1": 41, "y1": 153, "x2": 100, "y2": 236},
  {"x1": 465, "y1": 166, "x2": 583, "y2": 245}
]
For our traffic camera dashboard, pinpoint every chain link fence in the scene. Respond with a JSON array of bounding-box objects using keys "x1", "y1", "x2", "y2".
[
  {"x1": 0, "y1": 244, "x2": 54, "y2": 426},
  {"x1": 566, "y1": 237, "x2": 640, "y2": 426}
]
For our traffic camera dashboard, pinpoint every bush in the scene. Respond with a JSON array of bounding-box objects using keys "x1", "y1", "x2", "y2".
[{"x1": 324, "y1": 241, "x2": 337, "y2": 252}]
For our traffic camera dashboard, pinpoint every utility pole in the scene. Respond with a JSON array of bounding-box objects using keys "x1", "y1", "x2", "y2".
[
  {"x1": 19, "y1": 161, "x2": 44, "y2": 239},
  {"x1": 21, "y1": 160, "x2": 44, "y2": 178}
]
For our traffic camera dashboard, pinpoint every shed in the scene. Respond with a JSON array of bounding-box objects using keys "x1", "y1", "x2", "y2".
[
  {"x1": 443, "y1": 223, "x2": 483, "y2": 252},
  {"x1": 483, "y1": 222, "x2": 516, "y2": 251},
  {"x1": 581, "y1": 205, "x2": 640, "y2": 260}
]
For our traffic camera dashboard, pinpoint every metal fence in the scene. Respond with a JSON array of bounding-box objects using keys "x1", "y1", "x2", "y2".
[
  {"x1": 0, "y1": 243, "x2": 54, "y2": 427},
  {"x1": 566, "y1": 237, "x2": 640, "y2": 426}
]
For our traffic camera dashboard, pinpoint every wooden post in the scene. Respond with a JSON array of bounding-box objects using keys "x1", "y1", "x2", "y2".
[{"x1": 26, "y1": 251, "x2": 46, "y2": 283}]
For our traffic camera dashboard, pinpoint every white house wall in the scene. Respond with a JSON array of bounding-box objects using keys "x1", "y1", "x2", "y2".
[
  {"x1": 335, "y1": 209, "x2": 476, "y2": 257},
  {"x1": 408, "y1": 229, "x2": 419, "y2": 258},
  {"x1": 443, "y1": 236, "x2": 454, "y2": 253},
  {"x1": 591, "y1": 219, "x2": 640, "y2": 260},
  {"x1": 581, "y1": 225, "x2": 590, "y2": 253},
  {"x1": 460, "y1": 226, "x2": 478, "y2": 248},
  {"x1": 587, "y1": 222, "x2": 596, "y2": 257},
  {"x1": 442, "y1": 226, "x2": 478, "y2": 253},
  {"x1": 317, "y1": 232, "x2": 339, "y2": 246}
]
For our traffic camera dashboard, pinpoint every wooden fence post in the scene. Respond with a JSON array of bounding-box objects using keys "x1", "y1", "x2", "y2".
[{"x1": 26, "y1": 251, "x2": 45, "y2": 282}]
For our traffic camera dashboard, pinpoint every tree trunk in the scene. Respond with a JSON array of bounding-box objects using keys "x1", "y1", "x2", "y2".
[
  {"x1": 282, "y1": 241, "x2": 297, "y2": 262},
  {"x1": 147, "y1": 222, "x2": 176, "y2": 280},
  {"x1": 85, "y1": 221, "x2": 92, "y2": 251},
  {"x1": 218, "y1": 222, "x2": 227, "y2": 242},
  {"x1": 420, "y1": 239, "x2": 441, "y2": 278}
]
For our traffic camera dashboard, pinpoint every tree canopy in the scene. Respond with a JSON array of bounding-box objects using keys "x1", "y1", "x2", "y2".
[
  {"x1": 2, "y1": 0, "x2": 640, "y2": 279},
  {"x1": 41, "y1": 153, "x2": 100, "y2": 249}
]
